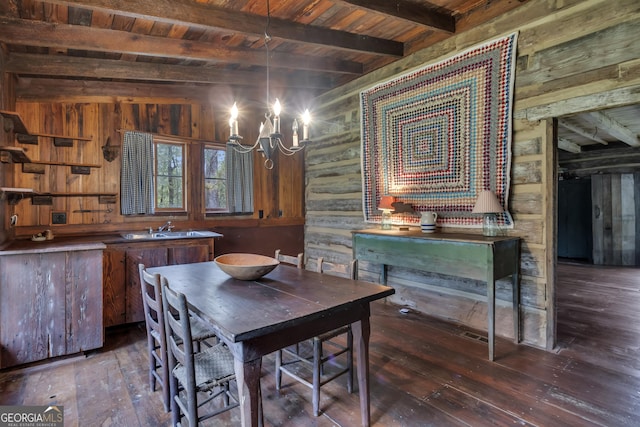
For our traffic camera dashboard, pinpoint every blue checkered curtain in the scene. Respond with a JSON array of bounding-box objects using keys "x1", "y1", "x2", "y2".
[
  {"x1": 226, "y1": 146, "x2": 254, "y2": 213},
  {"x1": 121, "y1": 131, "x2": 155, "y2": 215}
]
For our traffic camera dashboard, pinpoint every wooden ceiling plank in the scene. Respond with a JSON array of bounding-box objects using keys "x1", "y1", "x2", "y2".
[
  {"x1": 338, "y1": 0, "x2": 455, "y2": 33},
  {"x1": 558, "y1": 137, "x2": 582, "y2": 153},
  {"x1": 583, "y1": 111, "x2": 640, "y2": 147},
  {"x1": 559, "y1": 118, "x2": 609, "y2": 145},
  {"x1": 0, "y1": 17, "x2": 363, "y2": 74},
  {"x1": 40, "y1": 0, "x2": 404, "y2": 56},
  {"x1": 6, "y1": 53, "x2": 334, "y2": 89}
]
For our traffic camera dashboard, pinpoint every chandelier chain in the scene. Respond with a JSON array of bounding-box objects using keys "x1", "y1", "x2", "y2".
[
  {"x1": 265, "y1": 0, "x2": 271, "y2": 112},
  {"x1": 226, "y1": 0, "x2": 309, "y2": 169}
]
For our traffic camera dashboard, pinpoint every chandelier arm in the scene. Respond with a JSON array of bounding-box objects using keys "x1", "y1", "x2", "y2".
[
  {"x1": 228, "y1": 138, "x2": 261, "y2": 154},
  {"x1": 274, "y1": 137, "x2": 305, "y2": 155}
]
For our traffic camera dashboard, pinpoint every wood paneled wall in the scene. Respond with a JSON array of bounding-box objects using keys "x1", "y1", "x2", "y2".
[
  {"x1": 560, "y1": 149, "x2": 640, "y2": 266},
  {"x1": 0, "y1": 49, "x2": 15, "y2": 245},
  {"x1": 307, "y1": 0, "x2": 640, "y2": 350},
  {"x1": 591, "y1": 173, "x2": 640, "y2": 266},
  {"x1": 4, "y1": 99, "x2": 303, "y2": 238}
]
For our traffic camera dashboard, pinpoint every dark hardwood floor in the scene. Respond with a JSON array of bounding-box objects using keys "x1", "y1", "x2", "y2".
[{"x1": 1, "y1": 262, "x2": 639, "y2": 426}]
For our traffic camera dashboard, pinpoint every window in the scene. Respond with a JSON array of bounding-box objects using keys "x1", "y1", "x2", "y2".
[
  {"x1": 204, "y1": 145, "x2": 227, "y2": 211},
  {"x1": 155, "y1": 141, "x2": 185, "y2": 210}
]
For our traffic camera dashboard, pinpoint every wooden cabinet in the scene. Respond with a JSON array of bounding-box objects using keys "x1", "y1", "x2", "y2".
[
  {"x1": 0, "y1": 247, "x2": 104, "y2": 369},
  {"x1": 124, "y1": 246, "x2": 168, "y2": 323},
  {"x1": 103, "y1": 247, "x2": 126, "y2": 328},
  {"x1": 103, "y1": 238, "x2": 213, "y2": 327}
]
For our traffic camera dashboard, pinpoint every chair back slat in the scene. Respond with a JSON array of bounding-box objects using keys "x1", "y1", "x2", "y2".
[
  {"x1": 139, "y1": 264, "x2": 165, "y2": 339},
  {"x1": 316, "y1": 257, "x2": 357, "y2": 280},
  {"x1": 275, "y1": 249, "x2": 303, "y2": 269}
]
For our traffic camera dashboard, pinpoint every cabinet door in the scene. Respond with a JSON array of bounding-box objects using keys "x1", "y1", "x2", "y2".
[
  {"x1": 168, "y1": 244, "x2": 210, "y2": 265},
  {"x1": 67, "y1": 250, "x2": 104, "y2": 353},
  {"x1": 0, "y1": 253, "x2": 67, "y2": 368},
  {"x1": 103, "y1": 248, "x2": 126, "y2": 327},
  {"x1": 125, "y1": 248, "x2": 168, "y2": 323}
]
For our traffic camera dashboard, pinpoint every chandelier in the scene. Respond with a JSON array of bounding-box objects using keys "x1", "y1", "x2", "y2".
[{"x1": 227, "y1": 0, "x2": 311, "y2": 169}]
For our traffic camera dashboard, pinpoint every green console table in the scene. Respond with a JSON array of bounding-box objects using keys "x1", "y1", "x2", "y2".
[{"x1": 352, "y1": 229, "x2": 521, "y2": 361}]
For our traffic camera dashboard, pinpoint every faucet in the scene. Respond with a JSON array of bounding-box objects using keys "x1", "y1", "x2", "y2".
[{"x1": 158, "y1": 221, "x2": 174, "y2": 232}]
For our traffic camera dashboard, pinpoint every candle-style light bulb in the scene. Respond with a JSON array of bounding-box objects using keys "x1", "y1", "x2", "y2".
[
  {"x1": 302, "y1": 109, "x2": 311, "y2": 141},
  {"x1": 229, "y1": 102, "x2": 239, "y2": 137},
  {"x1": 292, "y1": 118, "x2": 299, "y2": 147},
  {"x1": 273, "y1": 98, "x2": 281, "y2": 134}
]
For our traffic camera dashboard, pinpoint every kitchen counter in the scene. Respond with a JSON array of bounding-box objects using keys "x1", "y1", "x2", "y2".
[{"x1": 0, "y1": 231, "x2": 222, "y2": 255}]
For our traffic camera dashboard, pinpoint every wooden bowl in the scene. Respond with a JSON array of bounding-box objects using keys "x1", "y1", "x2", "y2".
[{"x1": 214, "y1": 253, "x2": 280, "y2": 280}]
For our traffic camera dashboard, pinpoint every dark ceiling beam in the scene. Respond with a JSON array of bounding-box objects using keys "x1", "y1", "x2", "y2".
[
  {"x1": 5, "y1": 53, "x2": 334, "y2": 90},
  {"x1": 42, "y1": 0, "x2": 404, "y2": 57},
  {"x1": 0, "y1": 17, "x2": 363, "y2": 75},
  {"x1": 14, "y1": 77, "x2": 261, "y2": 104},
  {"x1": 339, "y1": 0, "x2": 455, "y2": 33},
  {"x1": 15, "y1": 77, "x2": 321, "y2": 110}
]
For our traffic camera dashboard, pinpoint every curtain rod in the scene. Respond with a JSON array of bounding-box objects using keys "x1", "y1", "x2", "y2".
[{"x1": 116, "y1": 129, "x2": 222, "y2": 144}]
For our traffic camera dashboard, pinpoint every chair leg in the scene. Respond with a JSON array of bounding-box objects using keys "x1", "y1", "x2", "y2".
[
  {"x1": 275, "y1": 350, "x2": 283, "y2": 390},
  {"x1": 223, "y1": 382, "x2": 230, "y2": 406},
  {"x1": 169, "y1": 375, "x2": 180, "y2": 426},
  {"x1": 346, "y1": 329, "x2": 354, "y2": 394},
  {"x1": 158, "y1": 343, "x2": 170, "y2": 412},
  {"x1": 147, "y1": 336, "x2": 156, "y2": 391},
  {"x1": 187, "y1": 384, "x2": 198, "y2": 427},
  {"x1": 312, "y1": 338, "x2": 322, "y2": 416}
]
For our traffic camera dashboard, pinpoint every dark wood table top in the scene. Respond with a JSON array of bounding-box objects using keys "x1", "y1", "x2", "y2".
[{"x1": 148, "y1": 261, "x2": 395, "y2": 344}]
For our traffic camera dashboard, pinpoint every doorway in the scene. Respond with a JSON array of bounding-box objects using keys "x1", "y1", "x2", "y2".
[{"x1": 557, "y1": 177, "x2": 592, "y2": 263}]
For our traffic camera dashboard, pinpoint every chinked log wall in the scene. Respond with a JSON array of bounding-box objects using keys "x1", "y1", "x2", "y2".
[{"x1": 307, "y1": 0, "x2": 640, "y2": 350}]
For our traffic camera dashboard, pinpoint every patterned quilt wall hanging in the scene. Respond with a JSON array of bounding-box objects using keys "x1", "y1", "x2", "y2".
[{"x1": 360, "y1": 33, "x2": 518, "y2": 229}]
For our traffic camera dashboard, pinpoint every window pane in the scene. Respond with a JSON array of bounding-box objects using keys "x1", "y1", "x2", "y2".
[
  {"x1": 157, "y1": 176, "x2": 183, "y2": 208},
  {"x1": 156, "y1": 142, "x2": 185, "y2": 209},
  {"x1": 204, "y1": 147, "x2": 227, "y2": 210}
]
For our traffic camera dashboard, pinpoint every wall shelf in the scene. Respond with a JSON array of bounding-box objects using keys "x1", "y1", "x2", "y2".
[
  {"x1": 1, "y1": 187, "x2": 116, "y2": 205},
  {"x1": 0, "y1": 146, "x2": 101, "y2": 174},
  {"x1": 0, "y1": 146, "x2": 30, "y2": 162},
  {"x1": 0, "y1": 110, "x2": 92, "y2": 145}
]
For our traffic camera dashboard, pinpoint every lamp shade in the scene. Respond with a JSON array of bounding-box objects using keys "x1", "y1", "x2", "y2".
[
  {"x1": 378, "y1": 195, "x2": 395, "y2": 211},
  {"x1": 472, "y1": 190, "x2": 503, "y2": 214}
]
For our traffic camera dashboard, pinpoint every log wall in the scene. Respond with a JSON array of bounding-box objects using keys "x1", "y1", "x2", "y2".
[{"x1": 307, "y1": 0, "x2": 640, "y2": 350}]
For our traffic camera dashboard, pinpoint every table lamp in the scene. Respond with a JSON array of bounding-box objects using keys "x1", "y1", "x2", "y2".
[
  {"x1": 472, "y1": 190, "x2": 503, "y2": 236},
  {"x1": 378, "y1": 195, "x2": 395, "y2": 230}
]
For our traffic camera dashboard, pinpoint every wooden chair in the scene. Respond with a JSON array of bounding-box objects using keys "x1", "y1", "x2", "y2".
[
  {"x1": 162, "y1": 278, "x2": 239, "y2": 426},
  {"x1": 137, "y1": 264, "x2": 218, "y2": 412},
  {"x1": 274, "y1": 249, "x2": 304, "y2": 355},
  {"x1": 274, "y1": 249, "x2": 303, "y2": 268},
  {"x1": 275, "y1": 257, "x2": 356, "y2": 416}
]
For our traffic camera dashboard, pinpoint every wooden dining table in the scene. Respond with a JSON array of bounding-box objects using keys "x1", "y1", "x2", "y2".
[{"x1": 148, "y1": 260, "x2": 395, "y2": 427}]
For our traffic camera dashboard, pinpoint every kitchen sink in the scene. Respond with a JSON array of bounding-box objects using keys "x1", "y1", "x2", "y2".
[{"x1": 121, "y1": 230, "x2": 221, "y2": 240}]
